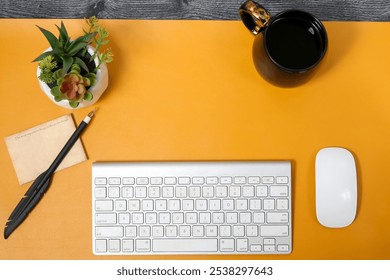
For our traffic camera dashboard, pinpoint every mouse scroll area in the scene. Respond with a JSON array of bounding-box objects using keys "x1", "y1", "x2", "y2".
[{"x1": 315, "y1": 147, "x2": 357, "y2": 228}]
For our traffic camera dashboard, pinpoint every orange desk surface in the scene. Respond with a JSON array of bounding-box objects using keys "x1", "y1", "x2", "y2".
[{"x1": 0, "y1": 19, "x2": 389, "y2": 260}]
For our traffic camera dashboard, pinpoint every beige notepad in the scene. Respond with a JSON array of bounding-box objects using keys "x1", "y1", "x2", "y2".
[{"x1": 4, "y1": 114, "x2": 87, "y2": 185}]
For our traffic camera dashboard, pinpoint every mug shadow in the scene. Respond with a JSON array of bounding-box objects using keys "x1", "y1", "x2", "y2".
[{"x1": 316, "y1": 22, "x2": 359, "y2": 77}]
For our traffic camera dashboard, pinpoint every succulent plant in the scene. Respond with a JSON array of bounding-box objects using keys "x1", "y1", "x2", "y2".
[
  {"x1": 33, "y1": 22, "x2": 95, "y2": 76},
  {"x1": 50, "y1": 64, "x2": 97, "y2": 108},
  {"x1": 34, "y1": 17, "x2": 113, "y2": 108}
]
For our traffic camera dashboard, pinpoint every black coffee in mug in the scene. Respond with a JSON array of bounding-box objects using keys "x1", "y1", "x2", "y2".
[
  {"x1": 266, "y1": 17, "x2": 324, "y2": 70},
  {"x1": 240, "y1": 1, "x2": 328, "y2": 87}
]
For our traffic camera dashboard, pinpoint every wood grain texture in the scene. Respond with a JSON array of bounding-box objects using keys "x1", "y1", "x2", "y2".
[{"x1": 0, "y1": 0, "x2": 389, "y2": 21}]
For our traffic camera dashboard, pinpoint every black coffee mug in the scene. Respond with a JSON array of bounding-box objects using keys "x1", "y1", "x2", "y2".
[{"x1": 239, "y1": 0, "x2": 328, "y2": 87}]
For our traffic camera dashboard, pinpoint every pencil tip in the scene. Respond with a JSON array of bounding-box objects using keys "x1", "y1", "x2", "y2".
[{"x1": 88, "y1": 107, "x2": 98, "y2": 118}]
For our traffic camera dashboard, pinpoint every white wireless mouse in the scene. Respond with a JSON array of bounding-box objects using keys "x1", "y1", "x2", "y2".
[{"x1": 315, "y1": 147, "x2": 357, "y2": 228}]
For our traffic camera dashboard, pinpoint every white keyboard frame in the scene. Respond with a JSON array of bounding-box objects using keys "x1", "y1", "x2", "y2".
[{"x1": 92, "y1": 161, "x2": 292, "y2": 255}]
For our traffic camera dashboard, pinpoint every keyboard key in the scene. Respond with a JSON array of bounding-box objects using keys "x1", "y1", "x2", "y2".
[
  {"x1": 249, "y1": 199, "x2": 261, "y2": 210},
  {"x1": 137, "y1": 177, "x2": 149, "y2": 185},
  {"x1": 162, "y1": 186, "x2": 174, "y2": 198},
  {"x1": 108, "y1": 187, "x2": 120, "y2": 198},
  {"x1": 145, "y1": 213, "x2": 157, "y2": 224},
  {"x1": 175, "y1": 186, "x2": 187, "y2": 198},
  {"x1": 123, "y1": 177, "x2": 135, "y2": 185},
  {"x1": 152, "y1": 226, "x2": 164, "y2": 237},
  {"x1": 229, "y1": 186, "x2": 241, "y2": 197},
  {"x1": 270, "y1": 186, "x2": 288, "y2": 197},
  {"x1": 203, "y1": 186, "x2": 214, "y2": 197},
  {"x1": 178, "y1": 177, "x2": 191, "y2": 185},
  {"x1": 277, "y1": 245, "x2": 290, "y2": 252},
  {"x1": 115, "y1": 200, "x2": 127, "y2": 211},
  {"x1": 95, "y1": 187, "x2": 107, "y2": 198},
  {"x1": 236, "y1": 238, "x2": 248, "y2": 252},
  {"x1": 153, "y1": 239, "x2": 218, "y2": 252},
  {"x1": 95, "y1": 213, "x2": 117, "y2": 224},
  {"x1": 234, "y1": 177, "x2": 246, "y2": 184},
  {"x1": 192, "y1": 177, "x2": 204, "y2": 185},
  {"x1": 219, "y1": 225, "x2": 231, "y2": 237},
  {"x1": 222, "y1": 199, "x2": 234, "y2": 210},
  {"x1": 267, "y1": 212, "x2": 289, "y2": 223},
  {"x1": 128, "y1": 200, "x2": 140, "y2": 211},
  {"x1": 220, "y1": 239, "x2": 235, "y2": 251},
  {"x1": 95, "y1": 200, "x2": 113, "y2": 211},
  {"x1": 122, "y1": 187, "x2": 134, "y2": 198},
  {"x1": 262, "y1": 177, "x2": 274, "y2": 184},
  {"x1": 256, "y1": 186, "x2": 268, "y2": 197},
  {"x1": 132, "y1": 213, "x2": 144, "y2": 224},
  {"x1": 246, "y1": 225, "x2": 258, "y2": 237},
  {"x1": 135, "y1": 239, "x2": 151, "y2": 252},
  {"x1": 151, "y1": 177, "x2": 163, "y2": 185},
  {"x1": 109, "y1": 239, "x2": 120, "y2": 252},
  {"x1": 118, "y1": 213, "x2": 130, "y2": 224},
  {"x1": 215, "y1": 186, "x2": 228, "y2": 197},
  {"x1": 260, "y1": 226, "x2": 289, "y2": 237},
  {"x1": 95, "y1": 239, "x2": 107, "y2": 253},
  {"x1": 264, "y1": 245, "x2": 275, "y2": 252},
  {"x1": 220, "y1": 177, "x2": 232, "y2": 184},
  {"x1": 263, "y1": 199, "x2": 275, "y2": 210},
  {"x1": 276, "y1": 199, "x2": 289, "y2": 210},
  {"x1": 148, "y1": 186, "x2": 160, "y2": 198},
  {"x1": 248, "y1": 176, "x2": 260, "y2": 184},
  {"x1": 139, "y1": 226, "x2": 151, "y2": 237},
  {"x1": 125, "y1": 226, "x2": 137, "y2": 237},
  {"x1": 233, "y1": 225, "x2": 245, "y2": 237},
  {"x1": 276, "y1": 176, "x2": 289, "y2": 184},
  {"x1": 95, "y1": 226, "x2": 124, "y2": 238},
  {"x1": 189, "y1": 186, "x2": 201, "y2": 198},
  {"x1": 206, "y1": 177, "x2": 218, "y2": 185},
  {"x1": 253, "y1": 212, "x2": 265, "y2": 224},
  {"x1": 108, "y1": 177, "x2": 121, "y2": 185},
  {"x1": 135, "y1": 186, "x2": 147, "y2": 198},
  {"x1": 123, "y1": 239, "x2": 134, "y2": 252},
  {"x1": 95, "y1": 177, "x2": 107, "y2": 185},
  {"x1": 165, "y1": 177, "x2": 177, "y2": 185},
  {"x1": 250, "y1": 244, "x2": 262, "y2": 252},
  {"x1": 242, "y1": 186, "x2": 255, "y2": 197}
]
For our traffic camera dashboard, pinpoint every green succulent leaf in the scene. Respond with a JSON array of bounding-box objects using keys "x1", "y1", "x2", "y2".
[
  {"x1": 61, "y1": 56, "x2": 74, "y2": 76},
  {"x1": 83, "y1": 92, "x2": 93, "y2": 101},
  {"x1": 50, "y1": 86, "x2": 61, "y2": 97},
  {"x1": 36, "y1": 25, "x2": 61, "y2": 53},
  {"x1": 85, "y1": 73, "x2": 97, "y2": 87},
  {"x1": 32, "y1": 50, "x2": 56, "y2": 62},
  {"x1": 54, "y1": 95, "x2": 63, "y2": 102},
  {"x1": 66, "y1": 32, "x2": 96, "y2": 56},
  {"x1": 69, "y1": 101, "x2": 79, "y2": 108},
  {"x1": 56, "y1": 21, "x2": 71, "y2": 50},
  {"x1": 53, "y1": 69, "x2": 63, "y2": 80},
  {"x1": 73, "y1": 57, "x2": 89, "y2": 73}
]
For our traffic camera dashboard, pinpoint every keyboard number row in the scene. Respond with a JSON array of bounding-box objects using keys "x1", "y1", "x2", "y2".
[{"x1": 95, "y1": 185, "x2": 289, "y2": 199}]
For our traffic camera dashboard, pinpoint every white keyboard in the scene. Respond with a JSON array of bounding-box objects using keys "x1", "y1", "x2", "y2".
[{"x1": 92, "y1": 161, "x2": 292, "y2": 255}]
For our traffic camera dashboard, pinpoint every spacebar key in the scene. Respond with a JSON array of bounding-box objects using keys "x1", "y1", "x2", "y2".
[{"x1": 153, "y1": 239, "x2": 218, "y2": 252}]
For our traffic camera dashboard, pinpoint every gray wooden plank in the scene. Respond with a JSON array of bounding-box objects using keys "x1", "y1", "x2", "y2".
[{"x1": 0, "y1": 0, "x2": 389, "y2": 21}]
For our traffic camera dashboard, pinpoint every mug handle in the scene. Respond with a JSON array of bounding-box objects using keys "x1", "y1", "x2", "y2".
[{"x1": 239, "y1": 0, "x2": 271, "y2": 35}]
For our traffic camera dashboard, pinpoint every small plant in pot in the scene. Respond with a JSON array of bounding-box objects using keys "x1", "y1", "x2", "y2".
[{"x1": 34, "y1": 17, "x2": 113, "y2": 109}]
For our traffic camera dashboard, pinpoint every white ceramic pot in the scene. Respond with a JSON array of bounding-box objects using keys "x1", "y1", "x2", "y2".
[{"x1": 36, "y1": 46, "x2": 108, "y2": 109}]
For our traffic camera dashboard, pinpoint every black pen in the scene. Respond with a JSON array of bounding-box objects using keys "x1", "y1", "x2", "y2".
[{"x1": 4, "y1": 109, "x2": 96, "y2": 239}]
